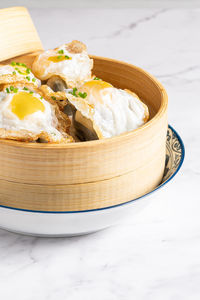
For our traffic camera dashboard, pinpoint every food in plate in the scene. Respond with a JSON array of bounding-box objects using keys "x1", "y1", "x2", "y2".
[
  {"x1": 0, "y1": 62, "x2": 41, "y2": 88},
  {"x1": 0, "y1": 83, "x2": 73, "y2": 143},
  {"x1": 32, "y1": 40, "x2": 93, "y2": 90},
  {"x1": 0, "y1": 40, "x2": 150, "y2": 143},
  {"x1": 66, "y1": 79, "x2": 149, "y2": 140}
]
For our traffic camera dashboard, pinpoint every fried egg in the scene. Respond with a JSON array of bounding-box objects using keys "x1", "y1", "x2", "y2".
[
  {"x1": 66, "y1": 79, "x2": 149, "y2": 140},
  {"x1": 32, "y1": 40, "x2": 93, "y2": 89},
  {"x1": 0, "y1": 84, "x2": 73, "y2": 143},
  {"x1": 0, "y1": 63, "x2": 41, "y2": 88}
]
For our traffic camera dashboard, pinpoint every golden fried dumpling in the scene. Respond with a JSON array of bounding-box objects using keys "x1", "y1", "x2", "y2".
[
  {"x1": 0, "y1": 84, "x2": 73, "y2": 143},
  {"x1": 66, "y1": 79, "x2": 149, "y2": 140},
  {"x1": 0, "y1": 62, "x2": 41, "y2": 88},
  {"x1": 32, "y1": 40, "x2": 93, "y2": 89}
]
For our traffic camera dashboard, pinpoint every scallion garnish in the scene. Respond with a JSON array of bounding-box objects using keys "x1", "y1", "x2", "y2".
[
  {"x1": 10, "y1": 86, "x2": 14, "y2": 91},
  {"x1": 29, "y1": 91, "x2": 33, "y2": 94},
  {"x1": 78, "y1": 92, "x2": 87, "y2": 99},
  {"x1": 13, "y1": 88, "x2": 18, "y2": 93},
  {"x1": 65, "y1": 55, "x2": 70, "y2": 59},
  {"x1": 58, "y1": 49, "x2": 64, "y2": 54},
  {"x1": 12, "y1": 71, "x2": 16, "y2": 75},
  {"x1": 26, "y1": 76, "x2": 30, "y2": 81},
  {"x1": 32, "y1": 78, "x2": 36, "y2": 82},
  {"x1": 57, "y1": 55, "x2": 62, "y2": 59},
  {"x1": 23, "y1": 87, "x2": 28, "y2": 91},
  {"x1": 26, "y1": 68, "x2": 31, "y2": 74},
  {"x1": 6, "y1": 88, "x2": 10, "y2": 93},
  {"x1": 93, "y1": 77, "x2": 101, "y2": 80},
  {"x1": 69, "y1": 87, "x2": 78, "y2": 97},
  {"x1": 11, "y1": 62, "x2": 16, "y2": 66},
  {"x1": 51, "y1": 96, "x2": 56, "y2": 100}
]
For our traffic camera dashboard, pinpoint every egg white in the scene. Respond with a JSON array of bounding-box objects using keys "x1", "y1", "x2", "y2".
[{"x1": 91, "y1": 88, "x2": 148, "y2": 138}]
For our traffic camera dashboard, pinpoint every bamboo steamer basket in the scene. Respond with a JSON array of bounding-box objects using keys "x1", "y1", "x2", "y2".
[{"x1": 0, "y1": 7, "x2": 168, "y2": 211}]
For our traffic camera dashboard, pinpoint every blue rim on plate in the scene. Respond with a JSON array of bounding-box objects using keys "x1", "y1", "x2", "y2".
[{"x1": 0, "y1": 124, "x2": 185, "y2": 214}]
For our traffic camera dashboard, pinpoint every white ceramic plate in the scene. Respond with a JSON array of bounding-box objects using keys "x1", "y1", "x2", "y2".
[{"x1": 0, "y1": 125, "x2": 184, "y2": 237}]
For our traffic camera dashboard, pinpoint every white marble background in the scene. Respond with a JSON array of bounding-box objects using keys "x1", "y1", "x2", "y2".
[
  {"x1": 0, "y1": 7, "x2": 199, "y2": 300},
  {"x1": 1, "y1": 0, "x2": 200, "y2": 9}
]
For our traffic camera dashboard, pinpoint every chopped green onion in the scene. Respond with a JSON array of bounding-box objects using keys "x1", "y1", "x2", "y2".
[
  {"x1": 23, "y1": 87, "x2": 29, "y2": 91},
  {"x1": 57, "y1": 55, "x2": 62, "y2": 59},
  {"x1": 40, "y1": 96, "x2": 43, "y2": 99},
  {"x1": 58, "y1": 49, "x2": 64, "y2": 54},
  {"x1": 78, "y1": 92, "x2": 87, "y2": 99},
  {"x1": 13, "y1": 88, "x2": 18, "y2": 93},
  {"x1": 15, "y1": 68, "x2": 23, "y2": 74},
  {"x1": 26, "y1": 68, "x2": 31, "y2": 74},
  {"x1": 16, "y1": 62, "x2": 20, "y2": 66},
  {"x1": 65, "y1": 55, "x2": 70, "y2": 59},
  {"x1": 12, "y1": 71, "x2": 16, "y2": 75},
  {"x1": 29, "y1": 91, "x2": 33, "y2": 94},
  {"x1": 51, "y1": 96, "x2": 56, "y2": 100},
  {"x1": 32, "y1": 78, "x2": 36, "y2": 82},
  {"x1": 11, "y1": 61, "x2": 16, "y2": 66},
  {"x1": 21, "y1": 63, "x2": 27, "y2": 67},
  {"x1": 69, "y1": 87, "x2": 78, "y2": 97},
  {"x1": 6, "y1": 88, "x2": 10, "y2": 93},
  {"x1": 10, "y1": 86, "x2": 14, "y2": 91},
  {"x1": 26, "y1": 76, "x2": 30, "y2": 81},
  {"x1": 93, "y1": 77, "x2": 101, "y2": 80}
]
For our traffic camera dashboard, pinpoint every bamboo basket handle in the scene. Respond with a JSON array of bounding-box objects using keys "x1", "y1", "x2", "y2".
[{"x1": 0, "y1": 7, "x2": 43, "y2": 62}]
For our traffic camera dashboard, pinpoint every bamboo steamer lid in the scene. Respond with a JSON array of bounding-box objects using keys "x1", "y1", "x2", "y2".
[{"x1": 0, "y1": 7, "x2": 43, "y2": 61}]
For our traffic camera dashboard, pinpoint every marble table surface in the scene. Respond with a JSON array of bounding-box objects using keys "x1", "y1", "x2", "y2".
[{"x1": 0, "y1": 8, "x2": 199, "y2": 300}]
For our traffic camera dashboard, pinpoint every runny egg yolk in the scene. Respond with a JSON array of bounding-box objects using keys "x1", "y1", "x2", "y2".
[
  {"x1": 79, "y1": 80, "x2": 113, "y2": 103},
  {"x1": 11, "y1": 91, "x2": 45, "y2": 120},
  {"x1": 48, "y1": 55, "x2": 72, "y2": 63},
  {"x1": 84, "y1": 80, "x2": 112, "y2": 89}
]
